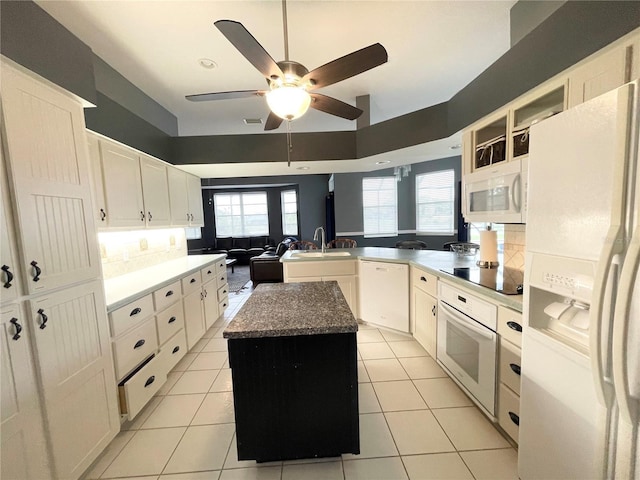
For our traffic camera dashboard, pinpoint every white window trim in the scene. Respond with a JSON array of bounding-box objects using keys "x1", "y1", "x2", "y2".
[{"x1": 214, "y1": 192, "x2": 269, "y2": 237}]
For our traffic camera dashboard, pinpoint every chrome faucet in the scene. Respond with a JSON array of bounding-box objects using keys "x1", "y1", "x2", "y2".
[{"x1": 313, "y1": 226, "x2": 326, "y2": 254}]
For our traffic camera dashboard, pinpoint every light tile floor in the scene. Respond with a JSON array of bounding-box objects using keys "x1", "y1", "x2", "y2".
[{"x1": 84, "y1": 286, "x2": 519, "y2": 480}]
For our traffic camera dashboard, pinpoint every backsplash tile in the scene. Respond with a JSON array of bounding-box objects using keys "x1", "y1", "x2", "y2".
[
  {"x1": 99, "y1": 228, "x2": 187, "y2": 279},
  {"x1": 503, "y1": 224, "x2": 526, "y2": 271}
]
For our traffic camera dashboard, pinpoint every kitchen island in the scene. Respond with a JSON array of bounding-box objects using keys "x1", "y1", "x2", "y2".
[{"x1": 223, "y1": 281, "x2": 359, "y2": 462}]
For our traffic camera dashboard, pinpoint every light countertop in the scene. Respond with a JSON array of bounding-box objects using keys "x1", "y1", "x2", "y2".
[
  {"x1": 103, "y1": 254, "x2": 225, "y2": 312},
  {"x1": 281, "y1": 247, "x2": 523, "y2": 312},
  {"x1": 223, "y1": 281, "x2": 357, "y2": 339}
]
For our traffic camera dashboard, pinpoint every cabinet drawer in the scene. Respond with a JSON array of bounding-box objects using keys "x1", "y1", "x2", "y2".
[
  {"x1": 219, "y1": 297, "x2": 229, "y2": 316},
  {"x1": 288, "y1": 260, "x2": 357, "y2": 278},
  {"x1": 201, "y1": 264, "x2": 217, "y2": 283},
  {"x1": 113, "y1": 317, "x2": 158, "y2": 380},
  {"x1": 412, "y1": 267, "x2": 438, "y2": 297},
  {"x1": 118, "y1": 355, "x2": 166, "y2": 420},
  {"x1": 498, "y1": 306, "x2": 523, "y2": 347},
  {"x1": 181, "y1": 271, "x2": 202, "y2": 295},
  {"x1": 109, "y1": 294, "x2": 154, "y2": 337},
  {"x1": 153, "y1": 280, "x2": 181, "y2": 312},
  {"x1": 215, "y1": 258, "x2": 226, "y2": 275},
  {"x1": 217, "y1": 284, "x2": 229, "y2": 302},
  {"x1": 156, "y1": 301, "x2": 184, "y2": 346},
  {"x1": 157, "y1": 329, "x2": 187, "y2": 374},
  {"x1": 217, "y1": 270, "x2": 228, "y2": 289},
  {"x1": 499, "y1": 339, "x2": 522, "y2": 395},
  {"x1": 498, "y1": 383, "x2": 520, "y2": 444}
]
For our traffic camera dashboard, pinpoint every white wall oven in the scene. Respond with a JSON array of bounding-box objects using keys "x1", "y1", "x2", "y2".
[
  {"x1": 437, "y1": 283, "x2": 498, "y2": 418},
  {"x1": 463, "y1": 159, "x2": 527, "y2": 223}
]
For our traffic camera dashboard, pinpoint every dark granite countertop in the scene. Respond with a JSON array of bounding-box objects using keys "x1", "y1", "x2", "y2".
[{"x1": 223, "y1": 281, "x2": 357, "y2": 339}]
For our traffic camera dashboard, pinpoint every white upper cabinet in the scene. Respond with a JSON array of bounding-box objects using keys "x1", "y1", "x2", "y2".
[
  {"x1": 100, "y1": 140, "x2": 146, "y2": 228},
  {"x1": 86, "y1": 132, "x2": 108, "y2": 227},
  {"x1": 187, "y1": 173, "x2": 204, "y2": 227},
  {"x1": 168, "y1": 167, "x2": 190, "y2": 226},
  {"x1": 1, "y1": 62, "x2": 101, "y2": 294},
  {"x1": 1, "y1": 149, "x2": 19, "y2": 305},
  {"x1": 140, "y1": 154, "x2": 171, "y2": 226}
]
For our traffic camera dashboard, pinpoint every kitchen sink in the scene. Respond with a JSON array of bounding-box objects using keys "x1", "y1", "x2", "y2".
[{"x1": 290, "y1": 251, "x2": 352, "y2": 258}]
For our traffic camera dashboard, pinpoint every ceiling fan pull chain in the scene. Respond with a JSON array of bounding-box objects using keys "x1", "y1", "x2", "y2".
[
  {"x1": 287, "y1": 120, "x2": 293, "y2": 167},
  {"x1": 282, "y1": 0, "x2": 289, "y2": 61}
]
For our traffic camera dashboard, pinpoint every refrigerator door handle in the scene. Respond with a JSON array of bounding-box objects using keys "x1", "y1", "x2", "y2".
[{"x1": 612, "y1": 230, "x2": 640, "y2": 425}]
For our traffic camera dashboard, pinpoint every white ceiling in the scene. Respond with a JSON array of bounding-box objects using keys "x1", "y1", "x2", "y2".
[{"x1": 36, "y1": 0, "x2": 517, "y2": 176}]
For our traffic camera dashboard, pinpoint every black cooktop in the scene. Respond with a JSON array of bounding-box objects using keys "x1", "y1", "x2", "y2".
[{"x1": 440, "y1": 266, "x2": 524, "y2": 295}]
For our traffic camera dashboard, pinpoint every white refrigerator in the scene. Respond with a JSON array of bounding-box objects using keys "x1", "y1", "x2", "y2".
[{"x1": 519, "y1": 80, "x2": 640, "y2": 479}]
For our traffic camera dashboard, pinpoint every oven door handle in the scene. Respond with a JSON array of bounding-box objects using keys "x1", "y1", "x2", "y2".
[{"x1": 439, "y1": 301, "x2": 494, "y2": 340}]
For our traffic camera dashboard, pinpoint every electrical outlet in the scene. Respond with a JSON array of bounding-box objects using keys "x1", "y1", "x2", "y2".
[
  {"x1": 99, "y1": 243, "x2": 107, "y2": 259},
  {"x1": 169, "y1": 235, "x2": 176, "y2": 246},
  {"x1": 140, "y1": 238, "x2": 148, "y2": 251}
]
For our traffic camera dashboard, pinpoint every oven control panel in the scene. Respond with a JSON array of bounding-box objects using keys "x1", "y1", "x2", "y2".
[{"x1": 438, "y1": 282, "x2": 498, "y2": 331}]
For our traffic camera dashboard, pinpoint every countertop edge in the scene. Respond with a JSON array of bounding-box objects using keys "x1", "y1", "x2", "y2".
[{"x1": 104, "y1": 254, "x2": 226, "y2": 312}]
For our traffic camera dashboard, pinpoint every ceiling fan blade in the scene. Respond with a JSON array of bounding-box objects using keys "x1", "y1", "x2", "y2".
[
  {"x1": 185, "y1": 90, "x2": 264, "y2": 102},
  {"x1": 215, "y1": 20, "x2": 284, "y2": 80},
  {"x1": 264, "y1": 112, "x2": 284, "y2": 131},
  {"x1": 303, "y1": 43, "x2": 388, "y2": 90},
  {"x1": 310, "y1": 93, "x2": 363, "y2": 120}
]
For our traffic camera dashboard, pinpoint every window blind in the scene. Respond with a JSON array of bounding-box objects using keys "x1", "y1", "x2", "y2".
[
  {"x1": 416, "y1": 170, "x2": 455, "y2": 235},
  {"x1": 281, "y1": 190, "x2": 298, "y2": 236},
  {"x1": 362, "y1": 177, "x2": 398, "y2": 237}
]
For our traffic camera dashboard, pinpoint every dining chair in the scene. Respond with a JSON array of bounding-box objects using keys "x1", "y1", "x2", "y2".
[
  {"x1": 327, "y1": 238, "x2": 358, "y2": 248},
  {"x1": 288, "y1": 240, "x2": 318, "y2": 250}
]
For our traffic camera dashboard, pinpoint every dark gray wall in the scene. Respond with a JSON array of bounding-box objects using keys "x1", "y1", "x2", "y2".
[
  {"x1": 510, "y1": 1, "x2": 565, "y2": 46},
  {"x1": 333, "y1": 156, "x2": 461, "y2": 249},
  {"x1": 198, "y1": 175, "x2": 330, "y2": 245}
]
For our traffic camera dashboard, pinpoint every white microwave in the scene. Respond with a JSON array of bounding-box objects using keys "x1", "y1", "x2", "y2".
[{"x1": 462, "y1": 158, "x2": 528, "y2": 223}]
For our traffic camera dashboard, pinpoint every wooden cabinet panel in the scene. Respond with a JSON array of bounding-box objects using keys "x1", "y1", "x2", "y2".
[
  {"x1": 140, "y1": 154, "x2": 171, "y2": 226},
  {"x1": 1, "y1": 303, "x2": 51, "y2": 480},
  {"x1": 167, "y1": 167, "x2": 190, "y2": 227},
  {"x1": 187, "y1": 174, "x2": 204, "y2": 226},
  {"x1": 1, "y1": 62, "x2": 102, "y2": 294},
  {"x1": 28, "y1": 280, "x2": 119, "y2": 479},
  {"x1": 100, "y1": 140, "x2": 145, "y2": 228},
  {"x1": 324, "y1": 275, "x2": 358, "y2": 318}
]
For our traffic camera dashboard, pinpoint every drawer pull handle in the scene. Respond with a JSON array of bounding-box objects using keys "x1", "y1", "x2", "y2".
[
  {"x1": 168, "y1": 316, "x2": 177, "y2": 324},
  {"x1": 220, "y1": 277, "x2": 224, "y2": 282},
  {"x1": 100, "y1": 208, "x2": 106, "y2": 221},
  {"x1": 144, "y1": 376, "x2": 155, "y2": 387},
  {"x1": 509, "y1": 363, "x2": 521, "y2": 376},
  {"x1": 10, "y1": 317, "x2": 22, "y2": 340},
  {"x1": 2, "y1": 264, "x2": 14, "y2": 288},
  {"x1": 508, "y1": 411, "x2": 520, "y2": 426},
  {"x1": 37, "y1": 309, "x2": 47, "y2": 329},
  {"x1": 31, "y1": 261, "x2": 41, "y2": 282},
  {"x1": 165, "y1": 290, "x2": 174, "y2": 297},
  {"x1": 507, "y1": 321, "x2": 522, "y2": 332},
  {"x1": 134, "y1": 339, "x2": 145, "y2": 349},
  {"x1": 172, "y1": 346, "x2": 180, "y2": 354},
  {"x1": 190, "y1": 278, "x2": 196, "y2": 284},
  {"x1": 223, "y1": 289, "x2": 227, "y2": 295},
  {"x1": 130, "y1": 307, "x2": 142, "y2": 317},
  {"x1": 420, "y1": 276, "x2": 427, "y2": 282},
  {"x1": 207, "y1": 270, "x2": 212, "y2": 275},
  {"x1": 223, "y1": 302, "x2": 227, "y2": 308}
]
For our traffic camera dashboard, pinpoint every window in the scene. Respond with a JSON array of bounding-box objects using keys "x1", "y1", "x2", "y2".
[
  {"x1": 362, "y1": 177, "x2": 398, "y2": 237},
  {"x1": 185, "y1": 227, "x2": 202, "y2": 240},
  {"x1": 214, "y1": 192, "x2": 269, "y2": 237},
  {"x1": 416, "y1": 170, "x2": 455, "y2": 235},
  {"x1": 281, "y1": 190, "x2": 298, "y2": 236}
]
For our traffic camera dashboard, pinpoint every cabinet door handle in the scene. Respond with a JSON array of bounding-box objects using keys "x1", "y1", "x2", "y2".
[
  {"x1": 2, "y1": 264, "x2": 14, "y2": 288},
  {"x1": 144, "y1": 376, "x2": 155, "y2": 388},
  {"x1": 431, "y1": 305, "x2": 436, "y2": 315},
  {"x1": 190, "y1": 278, "x2": 196, "y2": 284},
  {"x1": 172, "y1": 346, "x2": 180, "y2": 354},
  {"x1": 140, "y1": 211, "x2": 145, "y2": 221},
  {"x1": 200, "y1": 292, "x2": 204, "y2": 300},
  {"x1": 508, "y1": 411, "x2": 520, "y2": 426},
  {"x1": 10, "y1": 317, "x2": 22, "y2": 340},
  {"x1": 186, "y1": 213, "x2": 190, "y2": 220},
  {"x1": 420, "y1": 276, "x2": 427, "y2": 282},
  {"x1": 204, "y1": 289, "x2": 207, "y2": 297},
  {"x1": 509, "y1": 363, "x2": 521, "y2": 376},
  {"x1": 168, "y1": 316, "x2": 176, "y2": 324},
  {"x1": 165, "y1": 290, "x2": 174, "y2": 297},
  {"x1": 30, "y1": 261, "x2": 41, "y2": 282},
  {"x1": 130, "y1": 307, "x2": 142, "y2": 317},
  {"x1": 190, "y1": 214, "x2": 194, "y2": 221},
  {"x1": 148, "y1": 211, "x2": 152, "y2": 221},
  {"x1": 507, "y1": 321, "x2": 522, "y2": 332},
  {"x1": 100, "y1": 208, "x2": 106, "y2": 221},
  {"x1": 134, "y1": 339, "x2": 145, "y2": 349},
  {"x1": 37, "y1": 309, "x2": 48, "y2": 329}
]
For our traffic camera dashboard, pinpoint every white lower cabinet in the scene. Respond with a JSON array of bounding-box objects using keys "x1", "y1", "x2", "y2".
[
  {"x1": 1, "y1": 303, "x2": 51, "y2": 480},
  {"x1": 283, "y1": 260, "x2": 359, "y2": 317},
  {"x1": 118, "y1": 355, "x2": 166, "y2": 420},
  {"x1": 29, "y1": 281, "x2": 120, "y2": 480},
  {"x1": 410, "y1": 267, "x2": 438, "y2": 357},
  {"x1": 497, "y1": 308, "x2": 523, "y2": 444},
  {"x1": 202, "y1": 279, "x2": 220, "y2": 330},
  {"x1": 183, "y1": 288, "x2": 206, "y2": 350}
]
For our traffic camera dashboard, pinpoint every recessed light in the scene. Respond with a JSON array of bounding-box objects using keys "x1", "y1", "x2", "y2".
[
  {"x1": 376, "y1": 160, "x2": 390, "y2": 165},
  {"x1": 198, "y1": 58, "x2": 218, "y2": 69},
  {"x1": 449, "y1": 144, "x2": 462, "y2": 150},
  {"x1": 297, "y1": 166, "x2": 310, "y2": 170}
]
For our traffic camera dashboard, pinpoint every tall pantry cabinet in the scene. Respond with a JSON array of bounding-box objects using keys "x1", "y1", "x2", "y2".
[{"x1": 0, "y1": 61, "x2": 120, "y2": 479}]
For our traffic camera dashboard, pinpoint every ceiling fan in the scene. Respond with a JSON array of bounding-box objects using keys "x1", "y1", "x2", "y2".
[{"x1": 186, "y1": 0, "x2": 388, "y2": 131}]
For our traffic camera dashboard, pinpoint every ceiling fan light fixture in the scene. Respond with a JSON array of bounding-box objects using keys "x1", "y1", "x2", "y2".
[{"x1": 266, "y1": 85, "x2": 311, "y2": 120}]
